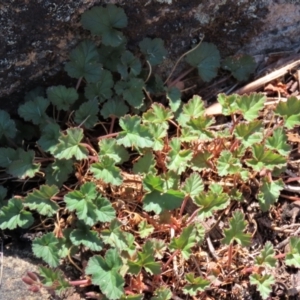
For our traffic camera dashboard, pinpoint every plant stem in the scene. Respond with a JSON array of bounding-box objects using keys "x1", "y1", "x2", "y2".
[
  {"x1": 227, "y1": 243, "x2": 233, "y2": 269},
  {"x1": 109, "y1": 116, "x2": 116, "y2": 134},
  {"x1": 163, "y1": 249, "x2": 180, "y2": 270},
  {"x1": 76, "y1": 77, "x2": 83, "y2": 90},
  {"x1": 97, "y1": 132, "x2": 119, "y2": 141}
]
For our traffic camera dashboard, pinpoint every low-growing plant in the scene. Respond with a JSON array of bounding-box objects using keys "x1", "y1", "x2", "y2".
[{"x1": 0, "y1": 4, "x2": 299, "y2": 300}]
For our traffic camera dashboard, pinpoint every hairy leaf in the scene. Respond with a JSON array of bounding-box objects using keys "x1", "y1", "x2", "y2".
[
  {"x1": 139, "y1": 37, "x2": 167, "y2": 66},
  {"x1": 47, "y1": 85, "x2": 78, "y2": 111},
  {"x1": 74, "y1": 98, "x2": 99, "y2": 129},
  {"x1": 0, "y1": 110, "x2": 16, "y2": 138}
]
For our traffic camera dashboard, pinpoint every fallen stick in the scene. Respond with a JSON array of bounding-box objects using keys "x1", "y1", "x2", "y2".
[{"x1": 205, "y1": 54, "x2": 300, "y2": 116}]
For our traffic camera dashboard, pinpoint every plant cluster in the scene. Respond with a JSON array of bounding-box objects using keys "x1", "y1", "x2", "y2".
[{"x1": 0, "y1": 4, "x2": 300, "y2": 300}]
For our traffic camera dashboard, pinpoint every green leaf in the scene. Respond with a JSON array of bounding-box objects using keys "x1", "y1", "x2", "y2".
[
  {"x1": 255, "y1": 241, "x2": 276, "y2": 267},
  {"x1": 143, "y1": 103, "x2": 173, "y2": 128},
  {"x1": 0, "y1": 198, "x2": 34, "y2": 230},
  {"x1": 138, "y1": 220, "x2": 154, "y2": 238},
  {"x1": 70, "y1": 222, "x2": 103, "y2": 251},
  {"x1": 185, "y1": 42, "x2": 220, "y2": 82},
  {"x1": 128, "y1": 240, "x2": 162, "y2": 275},
  {"x1": 285, "y1": 237, "x2": 300, "y2": 267},
  {"x1": 32, "y1": 233, "x2": 60, "y2": 267},
  {"x1": 64, "y1": 182, "x2": 115, "y2": 226},
  {"x1": 182, "y1": 173, "x2": 204, "y2": 199},
  {"x1": 274, "y1": 96, "x2": 300, "y2": 129},
  {"x1": 117, "y1": 115, "x2": 154, "y2": 149},
  {"x1": 146, "y1": 123, "x2": 168, "y2": 151},
  {"x1": 117, "y1": 50, "x2": 141, "y2": 79},
  {"x1": 258, "y1": 178, "x2": 284, "y2": 212},
  {"x1": 115, "y1": 78, "x2": 145, "y2": 109},
  {"x1": 193, "y1": 184, "x2": 230, "y2": 219},
  {"x1": 190, "y1": 150, "x2": 213, "y2": 171},
  {"x1": 151, "y1": 287, "x2": 172, "y2": 300},
  {"x1": 217, "y1": 93, "x2": 239, "y2": 116},
  {"x1": 166, "y1": 137, "x2": 193, "y2": 174},
  {"x1": 143, "y1": 189, "x2": 184, "y2": 214},
  {"x1": 222, "y1": 211, "x2": 251, "y2": 246},
  {"x1": 101, "y1": 219, "x2": 134, "y2": 251},
  {"x1": 183, "y1": 273, "x2": 210, "y2": 296},
  {"x1": 98, "y1": 138, "x2": 129, "y2": 164},
  {"x1": 177, "y1": 95, "x2": 205, "y2": 127},
  {"x1": 81, "y1": 5, "x2": 127, "y2": 47},
  {"x1": 24, "y1": 185, "x2": 59, "y2": 217},
  {"x1": 235, "y1": 93, "x2": 265, "y2": 121},
  {"x1": 0, "y1": 110, "x2": 16, "y2": 138},
  {"x1": 222, "y1": 54, "x2": 256, "y2": 81},
  {"x1": 185, "y1": 115, "x2": 215, "y2": 140},
  {"x1": 101, "y1": 97, "x2": 129, "y2": 119},
  {"x1": 169, "y1": 225, "x2": 197, "y2": 259},
  {"x1": 39, "y1": 266, "x2": 70, "y2": 293},
  {"x1": 85, "y1": 70, "x2": 114, "y2": 103},
  {"x1": 133, "y1": 150, "x2": 156, "y2": 174},
  {"x1": 217, "y1": 150, "x2": 242, "y2": 176},
  {"x1": 47, "y1": 85, "x2": 78, "y2": 111},
  {"x1": 139, "y1": 37, "x2": 167, "y2": 66},
  {"x1": 0, "y1": 147, "x2": 17, "y2": 168},
  {"x1": 18, "y1": 96, "x2": 49, "y2": 125},
  {"x1": 86, "y1": 250, "x2": 124, "y2": 300},
  {"x1": 45, "y1": 159, "x2": 73, "y2": 187},
  {"x1": 98, "y1": 42, "x2": 126, "y2": 72},
  {"x1": 250, "y1": 274, "x2": 274, "y2": 300},
  {"x1": 53, "y1": 128, "x2": 88, "y2": 160},
  {"x1": 266, "y1": 127, "x2": 291, "y2": 155},
  {"x1": 166, "y1": 87, "x2": 181, "y2": 113},
  {"x1": 8, "y1": 149, "x2": 40, "y2": 179},
  {"x1": 246, "y1": 144, "x2": 286, "y2": 172},
  {"x1": 90, "y1": 156, "x2": 123, "y2": 186},
  {"x1": 37, "y1": 123, "x2": 60, "y2": 154},
  {"x1": 150, "y1": 238, "x2": 167, "y2": 259},
  {"x1": 64, "y1": 40, "x2": 102, "y2": 82},
  {"x1": 234, "y1": 120, "x2": 263, "y2": 147},
  {"x1": 74, "y1": 98, "x2": 99, "y2": 129}
]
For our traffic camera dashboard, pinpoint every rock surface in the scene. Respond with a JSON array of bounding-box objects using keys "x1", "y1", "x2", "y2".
[{"x1": 2, "y1": 0, "x2": 300, "y2": 114}]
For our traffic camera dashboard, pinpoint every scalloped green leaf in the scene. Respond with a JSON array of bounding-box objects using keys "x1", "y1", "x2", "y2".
[
  {"x1": 234, "y1": 120, "x2": 264, "y2": 147},
  {"x1": 81, "y1": 5, "x2": 127, "y2": 47},
  {"x1": 0, "y1": 198, "x2": 34, "y2": 230},
  {"x1": 182, "y1": 173, "x2": 204, "y2": 199},
  {"x1": 235, "y1": 93, "x2": 266, "y2": 121},
  {"x1": 64, "y1": 182, "x2": 115, "y2": 226},
  {"x1": 117, "y1": 50, "x2": 141, "y2": 79},
  {"x1": 74, "y1": 98, "x2": 99, "y2": 129},
  {"x1": 0, "y1": 110, "x2": 16, "y2": 139},
  {"x1": 133, "y1": 150, "x2": 156, "y2": 174},
  {"x1": 217, "y1": 150, "x2": 242, "y2": 176},
  {"x1": 166, "y1": 137, "x2": 193, "y2": 174},
  {"x1": 24, "y1": 185, "x2": 59, "y2": 217},
  {"x1": 217, "y1": 93, "x2": 239, "y2": 116},
  {"x1": 255, "y1": 241, "x2": 276, "y2": 267},
  {"x1": 85, "y1": 249, "x2": 125, "y2": 300},
  {"x1": 250, "y1": 274, "x2": 274, "y2": 300},
  {"x1": 90, "y1": 156, "x2": 123, "y2": 186},
  {"x1": 64, "y1": 40, "x2": 102, "y2": 83},
  {"x1": 258, "y1": 178, "x2": 284, "y2": 212},
  {"x1": 166, "y1": 87, "x2": 181, "y2": 113},
  {"x1": 185, "y1": 42, "x2": 220, "y2": 82},
  {"x1": 18, "y1": 96, "x2": 50, "y2": 125},
  {"x1": 45, "y1": 159, "x2": 73, "y2": 187},
  {"x1": 37, "y1": 123, "x2": 60, "y2": 154},
  {"x1": 0, "y1": 147, "x2": 17, "y2": 168},
  {"x1": 8, "y1": 149, "x2": 40, "y2": 179},
  {"x1": 47, "y1": 85, "x2": 78, "y2": 111},
  {"x1": 246, "y1": 144, "x2": 286, "y2": 172},
  {"x1": 53, "y1": 128, "x2": 88, "y2": 160},
  {"x1": 285, "y1": 237, "x2": 300, "y2": 267},
  {"x1": 183, "y1": 273, "x2": 210, "y2": 296},
  {"x1": 115, "y1": 78, "x2": 145, "y2": 109},
  {"x1": 32, "y1": 233, "x2": 60, "y2": 267},
  {"x1": 70, "y1": 222, "x2": 103, "y2": 251},
  {"x1": 274, "y1": 96, "x2": 300, "y2": 129},
  {"x1": 222, "y1": 211, "x2": 251, "y2": 246},
  {"x1": 222, "y1": 54, "x2": 256, "y2": 81},
  {"x1": 100, "y1": 97, "x2": 129, "y2": 119},
  {"x1": 98, "y1": 138, "x2": 129, "y2": 164},
  {"x1": 84, "y1": 70, "x2": 114, "y2": 103},
  {"x1": 266, "y1": 127, "x2": 291, "y2": 156},
  {"x1": 117, "y1": 115, "x2": 154, "y2": 149},
  {"x1": 139, "y1": 37, "x2": 167, "y2": 66}
]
